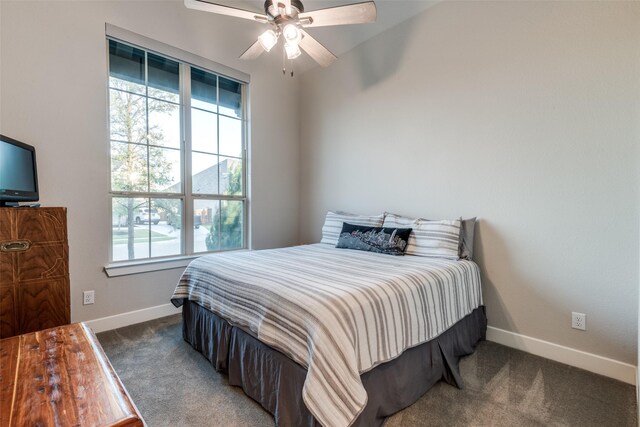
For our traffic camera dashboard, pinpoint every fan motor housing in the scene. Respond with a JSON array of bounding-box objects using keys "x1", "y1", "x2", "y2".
[{"x1": 264, "y1": 0, "x2": 304, "y2": 18}]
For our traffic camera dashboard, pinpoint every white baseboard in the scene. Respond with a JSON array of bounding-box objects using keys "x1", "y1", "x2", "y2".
[
  {"x1": 487, "y1": 326, "x2": 636, "y2": 385},
  {"x1": 85, "y1": 303, "x2": 181, "y2": 334}
]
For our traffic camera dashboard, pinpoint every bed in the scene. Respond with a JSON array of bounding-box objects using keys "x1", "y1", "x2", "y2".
[{"x1": 171, "y1": 243, "x2": 486, "y2": 427}]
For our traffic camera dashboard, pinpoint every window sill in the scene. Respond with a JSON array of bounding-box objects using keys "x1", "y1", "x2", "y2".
[
  {"x1": 104, "y1": 256, "x2": 200, "y2": 277},
  {"x1": 103, "y1": 249, "x2": 250, "y2": 277}
]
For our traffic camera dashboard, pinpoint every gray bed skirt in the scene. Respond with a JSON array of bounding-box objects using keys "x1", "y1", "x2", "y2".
[{"x1": 181, "y1": 300, "x2": 487, "y2": 427}]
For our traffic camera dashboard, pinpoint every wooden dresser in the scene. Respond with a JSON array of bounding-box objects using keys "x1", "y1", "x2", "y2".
[
  {"x1": 0, "y1": 207, "x2": 70, "y2": 339},
  {"x1": 0, "y1": 323, "x2": 145, "y2": 426}
]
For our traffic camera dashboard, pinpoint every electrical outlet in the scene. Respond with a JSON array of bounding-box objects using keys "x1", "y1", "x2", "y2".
[
  {"x1": 83, "y1": 290, "x2": 95, "y2": 305},
  {"x1": 572, "y1": 312, "x2": 586, "y2": 331}
]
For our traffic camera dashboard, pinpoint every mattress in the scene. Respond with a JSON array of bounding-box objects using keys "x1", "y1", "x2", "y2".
[{"x1": 171, "y1": 244, "x2": 483, "y2": 427}]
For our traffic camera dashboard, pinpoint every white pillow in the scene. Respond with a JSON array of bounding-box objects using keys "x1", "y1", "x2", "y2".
[
  {"x1": 321, "y1": 211, "x2": 385, "y2": 246},
  {"x1": 383, "y1": 213, "x2": 461, "y2": 259}
]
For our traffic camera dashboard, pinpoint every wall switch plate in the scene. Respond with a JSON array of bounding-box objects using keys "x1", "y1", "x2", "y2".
[
  {"x1": 571, "y1": 312, "x2": 586, "y2": 330},
  {"x1": 83, "y1": 290, "x2": 95, "y2": 305}
]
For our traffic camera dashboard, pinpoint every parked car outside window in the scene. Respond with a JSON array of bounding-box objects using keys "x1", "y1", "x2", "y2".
[{"x1": 136, "y1": 208, "x2": 160, "y2": 225}]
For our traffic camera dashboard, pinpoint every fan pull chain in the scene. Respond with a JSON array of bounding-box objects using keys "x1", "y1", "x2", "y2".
[
  {"x1": 280, "y1": 44, "x2": 295, "y2": 77},
  {"x1": 282, "y1": 45, "x2": 286, "y2": 75}
]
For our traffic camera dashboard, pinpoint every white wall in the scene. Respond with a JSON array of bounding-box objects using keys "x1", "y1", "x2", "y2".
[
  {"x1": 299, "y1": 1, "x2": 640, "y2": 364},
  {"x1": 0, "y1": 1, "x2": 299, "y2": 322}
]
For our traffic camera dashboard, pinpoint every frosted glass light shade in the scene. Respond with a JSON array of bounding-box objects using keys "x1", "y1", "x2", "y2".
[
  {"x1": 282, "y1": 24, "x2": 301, "y2": 44},
  {"x1": 258, "y1": 29, "x2": 278, "y2": 52},
  {"x1": 285, "y1": 42, "x2": 301, "y2": 59}
]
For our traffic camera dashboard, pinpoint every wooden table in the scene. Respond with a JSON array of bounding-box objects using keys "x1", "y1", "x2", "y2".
[{"x1": 0, "y1": 323, "x2": 144, "y2": 426}]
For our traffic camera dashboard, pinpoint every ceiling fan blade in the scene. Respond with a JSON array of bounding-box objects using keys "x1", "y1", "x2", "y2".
[
  {"x1": 299, "y1": 1, "x2": 376, "y2": 28},
  {"x1": 239, "y1": 40, "x2": 266, "y2": 60},
  {"x1": 299, "y1": 30, "x2": 337, "y2": 67},
  {"x1": 184, "y1": 0, "x2": 268, "y2": 22}
]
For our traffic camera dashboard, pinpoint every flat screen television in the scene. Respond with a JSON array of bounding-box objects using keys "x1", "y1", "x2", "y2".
[{"x1": 0, "y1": 134, "x2": 39, "y2": 207}]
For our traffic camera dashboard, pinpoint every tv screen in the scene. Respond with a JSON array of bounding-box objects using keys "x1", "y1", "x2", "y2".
[{"x1": 0, "y1": 134, "x2": 39, "y2": 206}]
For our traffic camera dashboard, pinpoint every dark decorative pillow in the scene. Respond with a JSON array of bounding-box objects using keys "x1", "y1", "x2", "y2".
[
  {"x1": 336, "y1": 222, "x2": 412, "y2": 256},
  {"x1": 458, "y1": 217, "x2": 477, "y2": 260}
]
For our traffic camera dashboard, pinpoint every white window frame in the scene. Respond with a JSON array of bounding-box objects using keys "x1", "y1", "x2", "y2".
[{"x1": 104, "y1": 24, "x2": 251, "y2": 277}]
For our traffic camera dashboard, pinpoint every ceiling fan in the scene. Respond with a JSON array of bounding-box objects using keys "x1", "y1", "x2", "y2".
[{"x1": 185, "y1": 0, "x2": 377, "y2": 70}]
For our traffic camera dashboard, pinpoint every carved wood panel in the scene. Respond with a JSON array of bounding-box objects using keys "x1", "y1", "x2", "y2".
[
  {"x1": 0, "y1": 210, "x2": 16, "y2": 285},
  {"x1": 15, "y1": 208, "x2": 66, "y2": 243},
  {"x1": 0, "y1": 207, "x2": 69, "y2": 338},
  {"x1": 0, "y1": 252, "x2": 14, "y2": 286},
  {"x1": 16, "y1": 243, "x2": 67, "y2": 282},
  {"x1": 0, "y1": 284, "x2": 15, "y2": 339},
  {"x1": 16, "y1": 278, "x2": 69, "y2": 334},
  {"x1": 0, "y1": 209, "x2": 14, "y2": 240}
]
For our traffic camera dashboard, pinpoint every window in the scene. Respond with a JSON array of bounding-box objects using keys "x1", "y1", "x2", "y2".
[{"x1": 108, "y1": 38, "x2": 247, "y2": 263}]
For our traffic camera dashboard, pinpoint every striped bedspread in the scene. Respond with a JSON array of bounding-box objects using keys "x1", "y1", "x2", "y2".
[{"x1": 171, "y1": 244, "x2": 483, "y2": 427}]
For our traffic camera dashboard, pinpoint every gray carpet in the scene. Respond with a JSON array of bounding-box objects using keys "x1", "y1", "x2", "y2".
[{"x1": 97, "y1": 315, "x2": 637, "y2": 427}]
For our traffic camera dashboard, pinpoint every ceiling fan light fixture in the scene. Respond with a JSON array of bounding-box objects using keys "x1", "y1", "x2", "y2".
[
  {"x1": 282, "y1": 24, "x2": 301, "y2": 45},
  {"x1": 258, "y1": 29, "x2": 278, "y2": 52},
  {"x1": 186, "y1": 0, "x2": 376, "y2": 69},
  {"x1": 285, "y1": 42, "x2": 302, "y2": 59}
]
